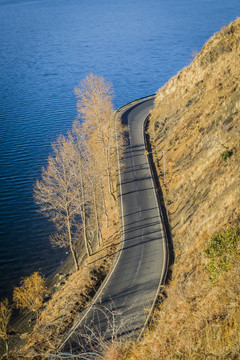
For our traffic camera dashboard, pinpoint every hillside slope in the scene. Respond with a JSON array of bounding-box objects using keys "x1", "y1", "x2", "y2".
[
  {"x1": 104, "y1": 18, "x2": 240, "y2": 360},
  {"x1": 149, "y1": 18, "x2": 240, "y2": 270}
]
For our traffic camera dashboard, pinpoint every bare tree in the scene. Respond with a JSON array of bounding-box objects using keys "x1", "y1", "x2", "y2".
[
  {"x1": 34, "y1": 135, "x2": 83, "y2": 271},
  {"x1": 34, "y1": 74, "x2": 126, "y2": 270},
  {"x1": 69, "y1": 121, "x2": 92, "y2": 256},
  {"x1": 70, "y1": 120, "x2": 104, "y2": 248},
  {"x1": 87, "y1": 149, "x2": 103, "y2": 245},
  {"x1": 13, "y1": 272, "x2": 46, "y2": 318},
  {"x1": 74, "y1": 73, "x2": 116, "y2": 201}
]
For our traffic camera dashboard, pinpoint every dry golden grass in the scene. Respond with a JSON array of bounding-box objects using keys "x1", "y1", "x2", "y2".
[
  {"x1": 0, "y1": 299, "x2": 12, "y2": 346},
  {"x1": 112, "y1": 230, "x2": 240, "y2": 359},
  {"x1": 12, "y1": 191, "x2": 121, "y2": 359},
  {"x1": 102, "y1": 18, "x2": 240, "y2": 360}
]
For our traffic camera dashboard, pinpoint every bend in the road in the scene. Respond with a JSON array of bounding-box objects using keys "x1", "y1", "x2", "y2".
[{"x1": 58, "y1": 96, "x2": 169, "y2": 356}]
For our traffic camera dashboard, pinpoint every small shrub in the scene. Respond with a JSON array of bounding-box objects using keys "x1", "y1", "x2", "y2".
[
  {"x1": 221, "y1": 149, "x2": 233, "y2": 161},
  {"x1": 0, "y1": 298, "x2": 12, "y2": 354},
  {"x1": 204, "y1": 227, "x2": 240, "y2": 281},
  {"x1": 13, "y1": 272, "x2": 47, "y2": 317}
]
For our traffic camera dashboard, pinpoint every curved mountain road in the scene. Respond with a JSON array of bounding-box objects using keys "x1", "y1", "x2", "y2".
[{"x1": 60, "y1": 97, "x2": 168, "y2": 355}]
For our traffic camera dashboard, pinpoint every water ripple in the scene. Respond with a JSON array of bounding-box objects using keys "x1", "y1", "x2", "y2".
[{"x1": 0, "y1": 0, "x2": 239, "y2": 300}]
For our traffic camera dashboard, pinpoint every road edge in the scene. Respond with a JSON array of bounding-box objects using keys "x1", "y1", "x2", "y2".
[
  {"x1": 138, "y1": 113, "x2": 170, "y2": 338},
  {"x1": 57, "y1": 95, "x2": 156, "y2": 352}
]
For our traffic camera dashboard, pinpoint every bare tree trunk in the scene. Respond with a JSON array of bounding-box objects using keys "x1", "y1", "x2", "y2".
[
  {"x1": 92, "y1": 186, "x2": 102, "y2": 246},
  {"x1": 100, "y1": 174, "x2": 108, "y2": 227},
  {"x1": 79, "y1": 177, "x2": 91, "y2": 257},
  {"x1": 66, "y1": 209, "x2": 79, "y2": 271},
  {"x1": 69, "y1": 124, "x2": 92, "y2": 258},
  {"x1": 99, "y1": 128, "x2": 116, "y2": 202}
]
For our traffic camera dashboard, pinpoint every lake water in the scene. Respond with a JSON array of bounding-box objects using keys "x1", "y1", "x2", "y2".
[{"x1": 0, "y1": 0, "x2": 239, "y2": 300}]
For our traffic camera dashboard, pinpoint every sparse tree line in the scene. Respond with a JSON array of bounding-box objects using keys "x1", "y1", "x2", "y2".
[
  {"x1": 0, "y1": 74, "x2": 126, "y2": 357},
  {"x1": 35, "y1": 73, "x2": 124, "y2": 272}
]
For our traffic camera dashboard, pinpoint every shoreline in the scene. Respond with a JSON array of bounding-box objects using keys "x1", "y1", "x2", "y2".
[{"x1": 3, "y1": 237, "x2": 88, "y2": 357}]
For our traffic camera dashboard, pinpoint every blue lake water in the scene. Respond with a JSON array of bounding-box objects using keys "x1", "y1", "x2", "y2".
[{"x1": 0, "y1": 0, "x2": 239, "y2": 300}]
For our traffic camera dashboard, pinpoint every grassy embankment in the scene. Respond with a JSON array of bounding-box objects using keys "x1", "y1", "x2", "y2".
[{"x1": 102, "y1": 18, "x2": 240, "y2": 360}]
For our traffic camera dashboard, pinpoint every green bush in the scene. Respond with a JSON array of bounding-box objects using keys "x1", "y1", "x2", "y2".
[
  {"x1": 221, "y1": 149, "x2": 233, "y2": 161},
  {"x1": 204, "y1": 227, "x2": 240, "y2": 281}
]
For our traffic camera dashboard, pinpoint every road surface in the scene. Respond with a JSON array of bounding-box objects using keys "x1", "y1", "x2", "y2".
[{"x1": 59, "y1": 97, "x2": 168, "y2": 356}]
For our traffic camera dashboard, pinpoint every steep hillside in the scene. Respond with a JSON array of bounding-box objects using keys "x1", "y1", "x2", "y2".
[
  {"x1": 149, "y1": 17, "x2": 240, "y2": 270},
  {"x1": 104, "y1": 18, "x2": 240, "y2": 360}
]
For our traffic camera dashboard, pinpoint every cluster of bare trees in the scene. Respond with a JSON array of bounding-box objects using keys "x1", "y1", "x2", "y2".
[
  {"x1": 34, "y1": 73, "x2": 125, "y2": 272},
  {"x1": 0, "y1": 74, "x2": 125, "y2": 359}
]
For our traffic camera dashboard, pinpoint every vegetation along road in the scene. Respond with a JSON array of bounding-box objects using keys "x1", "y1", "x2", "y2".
[{"x1": 59, "y1": 96, "x2": 169, "y2": 356}]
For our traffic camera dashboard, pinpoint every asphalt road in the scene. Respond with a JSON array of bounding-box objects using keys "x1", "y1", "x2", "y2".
[{"x1": 59, "y1": 97, "x2": 168, "y2": 356}]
